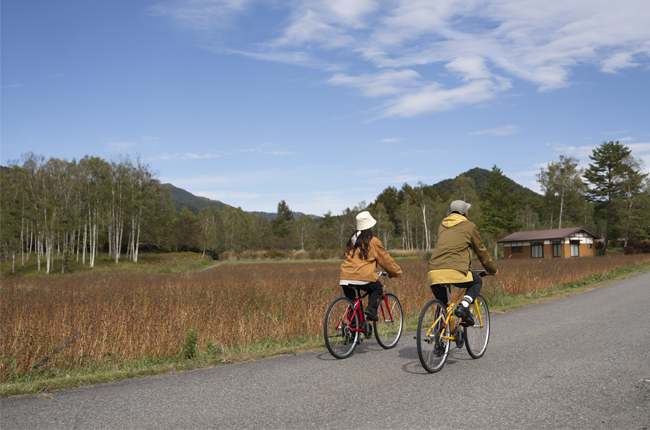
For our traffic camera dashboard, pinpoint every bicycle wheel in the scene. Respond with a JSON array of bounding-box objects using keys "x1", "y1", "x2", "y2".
[
  {"x1": 324, "y1": 297, "x2": 359, "y2": 359},
  {"x1": 374, "y1": 293, "x2": 403, "y2": 349},
  {"x1": 464, "y1": 295, "x2": 490, "y2": 359},
  {"x1": 417, "y1": 299, "x2": 450, "y2": 373}
]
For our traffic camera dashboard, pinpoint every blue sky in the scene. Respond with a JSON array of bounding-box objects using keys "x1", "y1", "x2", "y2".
[{"x1": 2, "y1": 0, "x2": 649, "y2": 216}]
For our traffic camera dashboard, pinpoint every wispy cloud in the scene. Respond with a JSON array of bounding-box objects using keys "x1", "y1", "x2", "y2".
[
  {"x1": 628, "y1": 142, "x2": 650, "y2": 152},
  {"x1": 149, "y1": 152, "x2": 222, "y2": 161},
  {"x1": 152, "y1": 0, "x2": 650, "y2": 118},
  {"x1": 470, "y1": 125, "x2": 519, "y2": 136},
  {"x1": 1, "y1": 84, "x2": 24, "y2": 89},
  {"x1": 148, "y1": 0, "x2": 254, "y2": 31},
  {"x1": 628, "y1": 142, "x2": 650, "y2": 173},
  {"x1": 381, "y1": 138, "x2": 402, "y2": 143},
  {"x1": 109, "y1": 136, "x2": 160, "y2": 152},
  {"x1": 240, "y1": 145, "x2": 295, "y2": 155},
  {"x1": 551, "y1": 144, "x2": 596, "y2": 158},
  {"x1": 108, "y1": 141, "x2": 138, "y2": 151}
]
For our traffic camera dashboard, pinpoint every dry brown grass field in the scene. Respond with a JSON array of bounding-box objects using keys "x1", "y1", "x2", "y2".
[{"x1": 2, "y1": 254, "x2": 650, "y2": 383}]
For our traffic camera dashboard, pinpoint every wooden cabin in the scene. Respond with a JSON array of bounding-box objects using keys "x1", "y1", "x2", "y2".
[{"x1": 498, "y1": 227, "x2": 600, "y2": 259}]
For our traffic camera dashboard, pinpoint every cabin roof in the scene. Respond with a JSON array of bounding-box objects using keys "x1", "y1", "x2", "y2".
[{"x1": 497, "y1": 227, "x2": 600, "y2": 243}]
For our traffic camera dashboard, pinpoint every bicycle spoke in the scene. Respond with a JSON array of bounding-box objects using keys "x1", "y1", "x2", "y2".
[{"x1": 374, "y1": 294, "x2": 403, "y2": 349}]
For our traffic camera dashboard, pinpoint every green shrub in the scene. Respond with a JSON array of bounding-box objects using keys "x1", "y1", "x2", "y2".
[{"x1": 181, "y1": 329, "x2": 199, "y2": 359}]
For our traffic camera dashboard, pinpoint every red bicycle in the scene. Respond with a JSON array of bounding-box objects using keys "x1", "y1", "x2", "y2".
[{"x1": 324, "y1": 272, "x2": 403, "y2": 359}]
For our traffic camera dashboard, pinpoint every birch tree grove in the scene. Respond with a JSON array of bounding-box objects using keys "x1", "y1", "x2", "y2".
[{"x1": 1, "y1": 153, "x2": 168, "y2": 273}]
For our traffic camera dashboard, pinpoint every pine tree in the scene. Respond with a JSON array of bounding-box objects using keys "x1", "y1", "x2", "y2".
[
  {"x1": 481, "y1": 165, "x2": 520, "y2": 259},
  {"x1": 583, "y1": 141, "x2": 646, "y2": 255}
]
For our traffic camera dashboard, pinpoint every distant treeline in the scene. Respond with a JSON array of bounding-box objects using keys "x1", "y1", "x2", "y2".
[{"x1": 1, "y1": 141, "x2": 648, "y2": 274}]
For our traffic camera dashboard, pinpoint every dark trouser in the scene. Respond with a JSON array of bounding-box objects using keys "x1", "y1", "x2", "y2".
[
  {"x1": 342, "y1": 281, "x2": 383, "y2": 311},
  {"x1": 430, "y1": 271, "x2": 482, "y2": 305}
]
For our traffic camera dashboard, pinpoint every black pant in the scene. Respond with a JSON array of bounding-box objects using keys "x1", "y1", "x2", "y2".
[
  {"x1": 430, "y1": 271, "x2": 482, "y2": 305},
  {"x1": 341, "y1": 281, "x2": 383, "y2": 311}
]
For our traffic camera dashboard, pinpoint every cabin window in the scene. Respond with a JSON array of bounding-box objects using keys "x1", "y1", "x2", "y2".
[
  {"x1": 570, "y1": 241, "x2": 580, "y2": 257},
  {"x1": 531, "y1": 242, "x2": 544, "y2": 258},
  {"x1": 552, "y1": 241, "x2": 562, "y2": 257}
]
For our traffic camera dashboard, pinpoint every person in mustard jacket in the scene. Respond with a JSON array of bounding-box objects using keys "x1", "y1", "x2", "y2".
[
  {"x1": 427, "y1": 200, "x2": 497, "y2": 326},
  {"x1": 339, "y1": 211, "x2": 403, "y2": 321}
]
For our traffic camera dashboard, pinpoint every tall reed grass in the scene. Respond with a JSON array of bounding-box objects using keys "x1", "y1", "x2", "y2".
[{"x1": 2, "y1": 254, "x2": 649, "y2": 381}]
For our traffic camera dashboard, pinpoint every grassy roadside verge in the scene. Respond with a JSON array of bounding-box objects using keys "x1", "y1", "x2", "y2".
[{"x1": 3, "y1": 262, "x2": 649, "y2": 398}]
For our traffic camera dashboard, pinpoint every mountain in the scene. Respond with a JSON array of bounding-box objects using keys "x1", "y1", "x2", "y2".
[
  {"x1": 163, "y1": 183, "x2": 226, "y2": 214},
  {"x1": 430, "y1": 167, "x2": 541, "y2": 199},
  {"x1": 163, "y1": 183, "x2": 313, "y2": 220}
]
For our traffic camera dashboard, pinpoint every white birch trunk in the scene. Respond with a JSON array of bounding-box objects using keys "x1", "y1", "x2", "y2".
[
  {"x1": 134, "y1": 215, "x2": 141, "y2": 263},
  {"x1": 83, "y1": 221, "x2": 87, "y2": 265},
  {"x1": 20, "y1": 218, "x2": 24, "y2": 267},
  {"x1": 37, "y1": 231, "x2": 42, "y2": 271}
]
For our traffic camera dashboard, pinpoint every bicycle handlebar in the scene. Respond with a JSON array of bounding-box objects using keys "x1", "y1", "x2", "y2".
[
  {"x1": 377, "y1": 271, "x2": 388, "y2": 277},
  {"x1": 471, "y1": 269, "x2": 495, "y2": 278}
]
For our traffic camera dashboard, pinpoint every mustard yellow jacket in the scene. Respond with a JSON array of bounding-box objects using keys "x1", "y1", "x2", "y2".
[
  {"x1": 428, "y1": 213, "x2": 497, "y2": 275},
  {"x1": 340, "y1": 237, "x2": 403, "y2": 282}
]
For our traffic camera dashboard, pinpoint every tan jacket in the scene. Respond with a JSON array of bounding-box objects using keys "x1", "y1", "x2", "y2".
[
  {"x1": 340, "y1": 237, "x2": 403, "y2": 282},
  {"x1": 428, "y1": 213, "x2": 497, "y2": 275}
]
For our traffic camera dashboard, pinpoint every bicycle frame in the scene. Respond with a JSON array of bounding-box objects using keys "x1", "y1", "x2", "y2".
[
  {"x1": 425, "y1": 287, "x2": 485, "y2": 342},
  {"x1": 336, "y1": 289, "x2": 396, "y2": 334},
  {"x1": 338, "y1": 291, "x2": 368, "y2": 334}
]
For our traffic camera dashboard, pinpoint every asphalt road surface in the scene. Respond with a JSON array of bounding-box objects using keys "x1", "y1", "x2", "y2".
[{"x1": 2, "y1": 273, "x2": 649, "y2": 429}]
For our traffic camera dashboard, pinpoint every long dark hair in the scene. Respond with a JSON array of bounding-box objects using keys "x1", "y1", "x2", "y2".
[{"x1": 346, "y1": 228, "x2": 374, "y2": 260}]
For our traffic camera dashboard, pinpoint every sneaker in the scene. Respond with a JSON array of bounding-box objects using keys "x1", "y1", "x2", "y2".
[
  {"x1": 364, "y1": 307, "x2": 378, "y2": 322},
  {"x1": 454, "y1": 304, "x2": 474, "y2": 327}
]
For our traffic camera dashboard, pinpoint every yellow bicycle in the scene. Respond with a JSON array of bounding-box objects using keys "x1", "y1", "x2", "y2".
[{"x1": 416, "y1": 270, "x2": 491, "y2": 373}]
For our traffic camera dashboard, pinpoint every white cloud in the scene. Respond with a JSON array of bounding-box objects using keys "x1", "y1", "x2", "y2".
[
  {"x1": 445, "y1": 57, "x2": 493, "y2": 82},
  {"x1": 152, "y1": 0, "x2": 650, "y2": 116},
  {"x1": 617, "y1": 137, "x2": 635, "y2": 142},
  {"x1": 109, "y1": 136, "x2": 160, "y2": 152},
  {"x1": 149, "y1": 152, "x2": 221, "y2": 160},
  {"x1": 108, "y1": 141, "x2": 137, "y2": 151},
  {"x1": 551, "y1": 144, "x2": 596, "y2": 158},
  {"x1": 240, "y1": 146, "x2": 295, "y2": 155},
  {"x1": 381, "y1": 138, "x2": 402, "y2": 143},
  {"x1": 148, "y1": 0, "x2": 254, "y2": 31},
  {"x1": 328, "y1": 69, "x2": 422, "y2": 97},
  {"x1": 470, "y1": 125, "x2": 519, "y2": 136},
  {"x1": 628, "y1": 142, "x2": 650, "y2": 173},
  {"x1": 628, "y1": 142, "x2": 650, "y2": 153},
  {"x1": 381, "y1": 76, "x2": 511, "y2": 117}
]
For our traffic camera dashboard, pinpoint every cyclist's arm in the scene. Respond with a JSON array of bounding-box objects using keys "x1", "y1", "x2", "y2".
[{"x1": 372, "y1": 238, "x2": 402, "y2": 278}]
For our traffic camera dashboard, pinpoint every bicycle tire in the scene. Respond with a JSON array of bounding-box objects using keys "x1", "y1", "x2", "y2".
[
  {"x1": 464, "y1": 294, "x2": 490, "y2": 359},
  {"x1": 374, "y1": 293, "x2": 403, "y2": 349},
  {"x1": 417, "y1": 299, "x2": 450, "y2": 373},
  {"x1": 324, "y1": 297, "x2": 359, "y2": 359}
]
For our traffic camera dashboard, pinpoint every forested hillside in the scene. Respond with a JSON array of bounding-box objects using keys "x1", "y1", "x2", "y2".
[
  {"x1": 2, "y1": 142, "x2": 648, "y2": 275},
  {"x1": 163, "y1": 183, "x2": 225, "y2": 214},
  {"x1": 431, "y1": 167, "x2": 540, "y2": 199}
]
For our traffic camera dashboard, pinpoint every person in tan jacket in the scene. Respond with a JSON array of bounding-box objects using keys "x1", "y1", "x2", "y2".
[
  {"x1": 427, "y1": 200, "x2": 497, "y2": 326},
  {"x1": 339, "y1": 211, "x2": 402, "y2": 321}
]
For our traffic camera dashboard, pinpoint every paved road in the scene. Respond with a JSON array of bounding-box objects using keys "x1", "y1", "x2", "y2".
[{"x1": 2, "y1": 273, "x2": 649, "y2": 429}]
